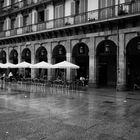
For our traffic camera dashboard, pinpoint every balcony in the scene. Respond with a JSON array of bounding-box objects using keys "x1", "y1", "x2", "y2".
[
  {"x1": 0, "y1": 1, "x2": 140, "y2": 39},
  {"x1": 0, "y1": 0, "x2": 51, "y2": 17}
]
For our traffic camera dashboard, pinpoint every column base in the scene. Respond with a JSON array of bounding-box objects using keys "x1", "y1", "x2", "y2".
[
  {"x1": 88, "y1": 82, "x2": 97, "y2": 88},
  {"x1": 31, "y1": 69, "x2": 36, "y2": 79},
  {"x1": 116, "y1": 84, "x2": 127, "y2": 91}
]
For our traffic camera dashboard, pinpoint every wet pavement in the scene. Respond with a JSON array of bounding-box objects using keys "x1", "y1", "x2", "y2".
[{"x1": 0, "y1": 83, "x2": 140, "y2": 140}]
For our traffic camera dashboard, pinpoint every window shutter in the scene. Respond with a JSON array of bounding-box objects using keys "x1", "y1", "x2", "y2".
[
  {"x1": 59, "y1": 5, "x2": 64, "y2": 18},
  {"x1": 107, "y1": 0, "x2": 112, "y2": 6},
  {"x1": 7, "y1": 0, "x2": 11, "y2": 6},
  {"x1": 7, "y1": 18, "x2": 11, "y2": 29},
  {"x1": 18, "y1": 15, "x2": 20, "y2": 28},
  {"x1": 4, "y1": 0, "x2": 7, "y2": 7},
  {"x1": 15, "y1": 16, "x2": 18, "y2": 28},
  {"x1": 99, "y1": 0, "x2": 107, "y2": 19},
  {"x1": 14, "y1": 19, "x2": 16, "y2": 28},
  {"x1": 20, "y1": 15, "x2": 23, "y2": 27},
  {"x1": 4, "y1": 21, "x2": 6, "y2": 30},
  {"x1": 3, "y1": 20, "x2": 6, "y2": 30},
  {"x1": 107, "y1": 0, "x2": 114, "y2": 17},
  {"x1": 45, "y1": 8, "x2": 49, "y2": 21},
  {"x1": 125, "y1": 0, "x2": 131, "y2": 2},
  {"x1": 71, "y1": 1, "x2": 75, "y2": 15},
  {"x1": 26, "y1": 16, "x2": 29, "y2": 25},
  {"x1": 100, "y1": 0, "x2": 106, "y2": 8},
  {"x1": 80, "y1": 0, "x2": 86, "y2": 13},
  {"x1": 34, "y1": 11, "x2": 38, "y2": 24},
  {"x1": 28, "y1": 13, "x2": 32, "y2": 25},
  {"x1": 27, "y1": 0, "x2": 32, "y2": 5},
  {"x1": 55, "y1": 5, "x2": 64, "y2": 19},
  {"x1": 5, "y1": 19, "x2": 7, "y2": 30},
  {"x1": 55, "y1": 6, "x2": 59, "y2": 19}
]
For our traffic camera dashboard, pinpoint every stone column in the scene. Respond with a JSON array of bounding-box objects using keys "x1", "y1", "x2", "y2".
[
  {"x1": 17, "y1": 44, "x2": 21, "y2": 63},
  {"x1": 66, "y1": 52, "x2": 71, "y2": 80},
  {"x1": 66, "y1": 40, "x2": 71, "y2": 81},
  {"x1": 5, "y1": 46, "x2": 10, "y2": 76},
  {"x1": 6, "y1": 46, "x2": 9, "y2": 63},
  {"x1": 48, "y1": 52, "x2": 52, "y2": 80},
  {"x1": 31, "y1": 43, "x2": 36, "y2": 79},
  {"x1": 17, "y1": 44, "x2": 22, "y2": 75},
  {"x1": 88, "y1": 37, "x2": 96, "y2": 87},
  {"x1": 116, "y1": 33, "x2": 126, "y2": 91},
  {"x1": 47, "y1": 42, "x2": 52, "y2": 80}
]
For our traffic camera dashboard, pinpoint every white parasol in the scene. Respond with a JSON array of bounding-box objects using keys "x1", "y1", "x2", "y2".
[
  {"x1": 31, "y1": 61, "x2": 53, "y2": 69},
  {"x1": 52, "y1": 61, "x2": 79, "y2": 69},
  {"x1": 16, "y1": 61, "x2": 33, "y2": 68},
  {"x1": 0, "y1": 63, "x2": 5, "y2": 68},
  {"x1": 1, "y1": 62, "x2": 17, "y2": 68}
]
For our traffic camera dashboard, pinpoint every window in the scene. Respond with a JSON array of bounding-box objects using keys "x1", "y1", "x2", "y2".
[
  {"x1": 13, "y1": 0, "x2": 18, "y2": 4},
  {"x1": 0, "y1": 22, "x2": 4, "y2": 31},
  {"x1": 1, "y1": 0, "x2": 4, "y2": 7},
  {"x1": 75, "y1": 0, "x2": 80, "y2": 14},
  {"x1": 38, "y1": 10, "x2": 44, "y2": 23},
  {"x1": 99, "y1": 0, "x2": 115, "y2": 19},
  {"x1": 55, "y1": 5, "x2": 64, "y2": 19},
  {"x1": 45, "y1": 9, "x2": 49, "y2": 21},
  {"x1": 23, "y1": 15, "x2": 28, "y2": 26},
  {"x1": 11, "y1": 18, "x2": 15, "y2": 29},
  {"x1": 55, "y1": 4, "x2": 64, "y2": 27}
]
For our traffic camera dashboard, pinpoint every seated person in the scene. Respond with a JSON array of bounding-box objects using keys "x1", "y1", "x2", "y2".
[
  {"x1": 1, "y1": 73, "x2": 6, "y2": 80},
  {"x1": 8, "y1": 72, "x2": 13, "y2": 82},
  {"x1": 80, "y1": 76, "x2": 85, "y2": 86}
]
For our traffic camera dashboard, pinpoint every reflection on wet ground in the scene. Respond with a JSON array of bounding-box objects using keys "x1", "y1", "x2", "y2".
[{"x1": 0, "y1": 82, "x2": 140, "y2": 140}]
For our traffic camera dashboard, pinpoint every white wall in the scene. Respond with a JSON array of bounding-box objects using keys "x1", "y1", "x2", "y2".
[
  {"x1": 88, "y1": 0, "x2": 98, "y2": 11},
  {"x1": 65, "y1": 0, "x2": 73, "y2": 16}
]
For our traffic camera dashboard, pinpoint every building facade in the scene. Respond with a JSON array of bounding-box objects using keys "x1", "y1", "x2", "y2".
[{"x1": 0, "y1": 0, "x2": 140, "y2": 90}]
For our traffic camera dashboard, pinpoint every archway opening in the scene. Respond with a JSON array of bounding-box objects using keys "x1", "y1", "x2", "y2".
[
  {"x1": 52, "y1": 45, "x2": 66, "y2": 80},
  {"x1": 21, "y1": 48, "x2": 31, "y2": 78},
  {"x1": 0, "y1": 50, "x2": 6, "y2": 75},
  {"x1": 0, "y1": 50, "x2": 6, "y2": 63},
  {"x1": 9, "y1": 49, "x2": 18, "y2": 76},
  {"x1": 126, "y1": 37, "x2": 140, "y2": 90},
  {"x1": 36, "y1": 46, "x2": 48, "y2": 79},
  {"x1": 72, "y1": 42, "x2": 89, "y2": 80},
  {"x1": 96, "y1": 40, "x2": 117, "y2": 87}
]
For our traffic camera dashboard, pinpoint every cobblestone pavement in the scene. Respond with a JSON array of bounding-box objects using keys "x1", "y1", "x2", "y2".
[{"x1": 0, "y1": 85, "x2": 140, "y2": 140}]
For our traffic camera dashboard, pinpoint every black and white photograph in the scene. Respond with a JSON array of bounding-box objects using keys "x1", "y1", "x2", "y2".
[{"x1": 0, "y1": 0, "x2": 140, "y2": 139}]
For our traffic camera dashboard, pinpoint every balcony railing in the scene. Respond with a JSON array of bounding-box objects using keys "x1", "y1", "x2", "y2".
[
  {"x1": 0, "y1": 0, "x2": 51, "y2": 16},
  {"x1": 0, "y1": 1, "x2": 140, "y2": 39}
]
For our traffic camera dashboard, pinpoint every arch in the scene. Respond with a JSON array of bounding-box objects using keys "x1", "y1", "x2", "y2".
[
  {"x1": 72, "y1": 42, "x2": 89, "y2": 80},
  {"x1": 0, "y1": 50, "x2": 6, "y2": 63},
  {"x1": 52, "y1": 45, "x2": 66, "y2": 80},
  {"x1": 9, "y1": 49, "x2": 18, "y2": 77},
  {"x1": 96, "y1": 40, "x2": 117, "y2": 56},
  {"x1": 21, "y1": 48, "x2": 31, "y2": 63},
  {"x1": 35, "y1": 46, "x2": 48, "y2": 78},
  {"x1": 21, "y1": 48, "x2": 31, "y2": 78},
  {"x1": 126, "y1": 36, "x2": 140, "y2": 89},
  {"x1": 36, "y1": 46, "x2": 48, "y2": 62},
  {"x1": 72, "y1": 42, "x2": 89, "y2": 57},
  {"x1": 52, "y1": 45, "x2": 66, "y2": 63},
  {"x1": 9, "y1": 49, "x2": 18, "y2": 64},
  {"x1": 96, "y1": 40, "x2": 117, "y2": 87}
]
